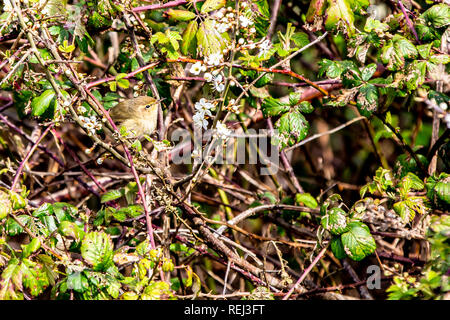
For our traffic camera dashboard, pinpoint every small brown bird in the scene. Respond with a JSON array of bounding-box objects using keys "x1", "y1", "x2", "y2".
[{"x1": 109, "y1": 96, "x2": 159, "y2": 137}]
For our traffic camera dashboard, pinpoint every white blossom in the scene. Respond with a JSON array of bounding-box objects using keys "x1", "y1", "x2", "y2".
[
  {"x1": 193, "y1": 111, "x2": 209, "y2": 130},
  {"x1": 216, "y1": 23, "x2": 230, "y2": 34},
  {"x1": 3, "y1": 0, "x2": 13, "y2": 11},
  {"x1": 212, "y1": 74, "x2": 225, "y2": 92},
  {"x1": 258, "y1": 39, "x2": 272, "y2": 57},
  {"x1": 195, "y1": 98, "x2": 214, "y2": 117},
  {"x1": 204, "y1": 72, "x2": 213, "y2": 82},
  {"x1": 205, "y1": 52, "x2": 223, "y2": 66},
  {"x1": 215, "y1": 121, "x2": 231, "y2": 139},
  {"x1": 216, "y1": 10, "x2": 224, "y2": 19},
  {"x1": 189, "y1": 61, "x2": 203, "y2": 75},
  {"x1": 239, "y1": 15, "x2": 253, "y2": 28},
  {"x1": 79, "y1": 115, "x2": 102, "y2": 135}
]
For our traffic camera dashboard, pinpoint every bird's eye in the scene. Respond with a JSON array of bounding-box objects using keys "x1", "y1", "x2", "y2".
[{"x1": 145, "y1": 105, "x2": 151, "y2": 109}]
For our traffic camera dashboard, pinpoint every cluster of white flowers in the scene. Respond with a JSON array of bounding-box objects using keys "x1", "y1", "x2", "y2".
[
  {"x1": 193, "y1": 98, "x2": 214, "y2": 129},
  {"x1": 203, "y1": 70, "x2": 225, "y2": 92},
  {"x1": 77, "y1": 105, "x2": 87, "y2": 114},
  {"x1": 205, "y1": 52, "x2": 223, "y2": 66},
  {"x1": 212, "y1": 74, "x2": 225, "y2": 92},
  {"x1": 189, "y1": 61, "x2": 207, "y2": 75},
  {"x1": 212, "y1": 6, "x2": 236, "y2": 34},
  {"x1": 79, "y1": 115, "x2": 102, "y2": 136},
  {"x1": 258, "y1": 39, "x2": 272, "y2": 57},
  {"x1": 215, "y1": 121, "x2": 231, "y2": 139},
  {"x1": 3, "y1": 0, "x2": 13, "y2": 12},
  {"x1": 239, "y1": 15, "x2": 253, "y2": 28}
]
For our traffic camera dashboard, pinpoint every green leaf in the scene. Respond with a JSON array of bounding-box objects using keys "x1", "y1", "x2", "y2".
[
  {"x1": 5, "y1": 215, "x2": 31, "y2": 236},
  {"x1": 318, "y1": 59, "x2": 352, "y2": 78},
  {"x1": 275, "y1": 110, "x2": 309, "y2": 149},
  {"x1": 58, "y1": 221, "x2": 85, "y2": 242},
  {"x1": 196, "y1": 19, "x2": 228, "y2": 56},
  {"x1": 166, "y1": 30, "x2": 182, "y2": 51},
  {"x1": 0, "y1": 189, "x2": 11, "y2": 220},
  {"x1": 364, "y1": 17, "x2": 389, "y2": 33},
  {"x1": 117, "y1": 205, "x2": 144, "y2": 218},
  {"x1": 296, "y1": 101, "x2": 314, "y2": 114},
  {"x1": 101, "y1": 189, "x2": 125, "y2": 203},
  {"x1": 181, "y1": 20, "x2": 198, "y2": 55},
  {"x1": 330, "y1": 236, "x2": 347, "y2": 259},
  {"x1": 295, "y1": 193, "x2": 318, "y2": 209},
  {"x1": 394, "y1": 196, "x2": 428, "y2": 222},
  {"x1": 400, "y1": 172, "x2": 425, "y2": 194},
  {"x1": 321, "y1": 207, "x2": 348, "y2": 235},
  {"x1": 361, "y1": 63, "x2": 377, "y2": 81},
  {"x1": 31, "y1": 90, "x2": 56, "y2": 117},
  {"x1": 111, "y1": 207, "x2": 126, "y2": 222},
  {"x1": 81, "y1": 232, "x2": 114, "y2": 271},
  {"x1": 341, "y1": 221, "x2": 376, "y2": 261},
  {"x1": 200, "y1": 0, "x2": 226, "y2": 13},
  {"x1": 261, "y1": 97, "x2": 290, "y2": 117},
  {"x1": 435, "y1": 180, "x2": 450, "y2": 204},
  {"x1": 21, "y1": 259, "x2": 49, "y2": 297},
  {"x1": 116, "y1": 78, "x2": 130, "y2": 89},
  {"x1": 151, "y1": 32, "x2": 169, "y2": 45},
  {"x1": 52, "y1": 202, "x2": 77, "y2": 222},
  {"x1": 289, "y1": 92, "x2": 302, "y2": 106},
  {"x1": 21, "y1": 238, "x2": 41, "y2": 258},
  {"x1": 356, "y1": 83, "x2": 378, "y2": 116},
  {"x1": 67, "y1": 271, "x2": 89, "y2": 293},
  {"x1": 381, "y1": 35, "x2": 417, "y2": 71},
  {"x1": 254, "y1": 73, "x2": 274, "y2": 88},
  {"x1": 347, "y1": 0, "x2": 369, "y2": 13},
  {"x1": 421, "y1": 4, "x2": 450, "y2": 29},
  {"x1": 417, "y1": 43, "x2": 433, "y2": 59},
  {"x1": 291, "y1": 32, "x2": 309, "y2": 48},
  {"x1": 142, "y1": 281, "x2": 174, "y2": 300},
  {"x1": 165, "y1": 9, "x2": 196, "y2": 21},
  {"x1": 9, "y1": 190, "x2": 27, "y2": 210},
  {"x1": 325, "y1": 0, "x2": 355, "y2": 36},
  {"x1": 394, "y1": 35, "x2": 418, "y2": 59},
  {"x1": 0, "y1": 259, "x2": 23, "y2": 300},
  {"x1": 429, "y1": 54, "x2": 450, "y2": 65},
  {"x1": 306, "y1": 0, "x2": 327, "y2": 24}
]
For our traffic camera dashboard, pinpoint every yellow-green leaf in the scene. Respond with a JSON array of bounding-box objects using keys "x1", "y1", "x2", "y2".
[{"x1": 200, "y1": 0, "x2": 226, "y2": 14}]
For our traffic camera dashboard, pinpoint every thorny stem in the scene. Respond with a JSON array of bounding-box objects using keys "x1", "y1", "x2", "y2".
[{"x1": 283, "y1": 244, "x2": 329, "y2": 300}]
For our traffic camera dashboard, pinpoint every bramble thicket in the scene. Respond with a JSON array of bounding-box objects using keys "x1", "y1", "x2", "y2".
[{"x1": 0, "y1": 0, "x2": 449, "y2": 300}]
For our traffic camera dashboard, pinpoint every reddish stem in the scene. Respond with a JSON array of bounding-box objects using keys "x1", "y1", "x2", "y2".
[
  {"x1": 398, "y1": 0, "x2": 420, "y2": 44},
  {"x1": 132, "y1": 0, "x2": 204, "y2": 12},
  {"x1": 86, "y1": 61, "x2": 160, "y2": 89},
  {"x1": 51, "y1": 128, "x2": 107, "y2": 193}
]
